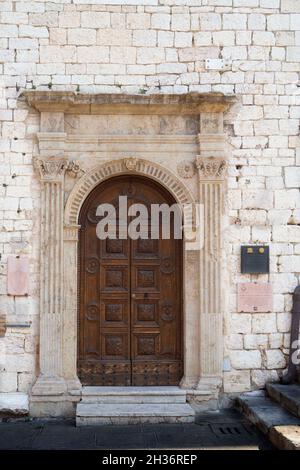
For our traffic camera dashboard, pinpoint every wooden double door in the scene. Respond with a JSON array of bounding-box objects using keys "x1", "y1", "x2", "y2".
[{"x1": 78, "y1": 175, "x2": 183, "y2": 386}]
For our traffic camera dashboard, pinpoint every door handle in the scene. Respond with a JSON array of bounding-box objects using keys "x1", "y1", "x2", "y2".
[{"x1": 131, "y1": 293, "x2": 136, "y2": 299}]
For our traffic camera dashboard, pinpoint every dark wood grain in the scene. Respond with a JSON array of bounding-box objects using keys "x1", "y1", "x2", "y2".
[{"x1": 78, "y1": 175, "x2": 183, "y2": 386}]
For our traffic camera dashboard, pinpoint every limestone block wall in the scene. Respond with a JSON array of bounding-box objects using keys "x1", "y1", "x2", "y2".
[{"x1": 0, "y1": 0, "x2": 300, "y2": 397}]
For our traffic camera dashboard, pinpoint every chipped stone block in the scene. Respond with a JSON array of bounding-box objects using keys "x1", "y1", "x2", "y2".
[
  {"x1": 265, "y1": 350, "x2": 286, "y2": 369},
  {"x1": 0, "y1": 393, "x2": 28, "y2": 415},
  {"x1": 224, "y1": 370, "x2": 251, "y2": 393}
]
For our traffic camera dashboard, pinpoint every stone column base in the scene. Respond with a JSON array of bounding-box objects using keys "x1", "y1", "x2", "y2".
[
  {"x1": 66, "y1": 377, "x2": 82, "y2": 393},
  {"x1": 30, "y1": 394, "x2": 80, "y2": 418},
  {"x1": 196, "y1": 376, "x2": 222, "y2": 397},
  {"x1": 180, "y1": 375, "x2": 199, "y2": 389},
  {"x1": 31, "y1": 376, "x2": 68, "y2": 396}
]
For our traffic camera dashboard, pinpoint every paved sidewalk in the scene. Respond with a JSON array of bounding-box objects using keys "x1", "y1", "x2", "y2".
[{"x1": 0, "y1": 409, "x2": 273, "y2": 450}]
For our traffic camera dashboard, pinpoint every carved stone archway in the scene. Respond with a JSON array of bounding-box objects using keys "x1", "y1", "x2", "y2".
[
  {"x1": 65, "y1": 158, "x2": 195, "y2": 226},
  {"x1": 23, "y1": 92, "x2": 235, "y2": 417}
]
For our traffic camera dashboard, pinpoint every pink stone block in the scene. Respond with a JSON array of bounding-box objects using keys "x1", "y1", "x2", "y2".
[
  {"x1": 237, "y1": 283, "x2": 273, "y2": 313},
  {"x1": 7, "y1": 256, "x2": 29, "y2": 296}
]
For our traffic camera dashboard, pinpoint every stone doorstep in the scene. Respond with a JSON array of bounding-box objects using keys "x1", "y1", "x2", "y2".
[
  {"x1": 266, "y1": 383, "x2": 300, "y2": 419},
  {"x1": 76, "y1": 403, "x2": 195, "y2": 427},
  {"x1": 81, "y1": 386, "x2": 187, "y2": 404},
  {"x1": 236, "y1": 393, "x2": 300, "y2": 450},
  {"x1": 77, "y1": 387, "x2": 195, "y2": 425}
]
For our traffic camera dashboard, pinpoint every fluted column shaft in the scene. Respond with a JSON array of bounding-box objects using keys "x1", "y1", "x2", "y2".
[
  {"x1": 195, "y1": 153, "x2": 227, "y2": 391},
  {"x1": 32, "y1": 157, "x2": 69, "y2": 395}
]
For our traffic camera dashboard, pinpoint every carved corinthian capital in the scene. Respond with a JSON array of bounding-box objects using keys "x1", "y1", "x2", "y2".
[
  {"x1": 33, "y1": 156, "x2": 69, "y2": 182},
  {"x1": 195, "y1": 156, "x2": 227, "y2": 180}
]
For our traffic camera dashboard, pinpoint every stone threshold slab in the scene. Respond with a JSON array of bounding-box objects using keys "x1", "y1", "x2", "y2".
[
  {"x1": 76, "y1": 403, "x2": 195, "y2": 426},
  {"x1": 81, "y1": 386, "x2": 187, "y2": 404},
  {"x1": 77, "y1": 403, "x2": 194, "y2": 417},
  {"x1": 82, "y1": 386, "x2": 186, "y2": 395}
]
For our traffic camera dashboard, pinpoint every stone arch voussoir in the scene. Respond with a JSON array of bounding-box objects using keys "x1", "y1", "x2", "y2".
[{"x1": 64, "y1": 158, "x2": 195, "y2": 226}]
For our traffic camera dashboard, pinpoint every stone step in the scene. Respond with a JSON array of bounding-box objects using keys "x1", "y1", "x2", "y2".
[
  {"x1": 81, "y1": 386, "x2": 187, "y2": 404},
  {"x1": 269, "y1": 426, "x2": 300, "y2": 450},
  {"x1": 236, "y1": 392, "x2": 300, "y2": 450},
  {"x1": 76, "y1": 403, "x2": 195, "y2": 426},
  {"x1": 266, "y1": 383, "x2": 300, "y2": 419}
]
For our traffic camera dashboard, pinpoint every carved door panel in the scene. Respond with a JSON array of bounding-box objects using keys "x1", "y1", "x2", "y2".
[{"x1": 78, "y1": 176, "x2": 182, "y2": 386}]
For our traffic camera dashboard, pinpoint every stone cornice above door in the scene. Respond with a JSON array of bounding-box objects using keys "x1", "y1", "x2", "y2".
[{"x1": 21, "y1": 91, "x2": 237, "y2": 115}]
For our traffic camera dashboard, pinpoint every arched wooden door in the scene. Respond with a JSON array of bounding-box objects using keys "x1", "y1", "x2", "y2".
[{"x1": 78, "y1": 175, "x2": 183, "y2": 386}]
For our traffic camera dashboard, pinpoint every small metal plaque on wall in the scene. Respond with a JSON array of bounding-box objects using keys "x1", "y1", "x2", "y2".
[{"x1": 241, "y1": 245, "x2": 269, "y2": 274}]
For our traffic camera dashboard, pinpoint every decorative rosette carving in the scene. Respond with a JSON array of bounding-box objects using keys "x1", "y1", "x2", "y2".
[
  {"x1": 161, "y1": 302, "x2": 174, "y2": 322},
  {"x1": 67, "y1": 160, "x2": 84, "y2": 178},
  {"x1": 177, "y1": 160, "x2": 195, "y2": 179}
]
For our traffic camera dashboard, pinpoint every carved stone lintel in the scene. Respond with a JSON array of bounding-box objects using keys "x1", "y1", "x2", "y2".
[
  {"x1": 124, "y1": 157, "x2": 139, "y2": 171},
  {"x1": 33, "y1": 156, "x2": 69, "y2": 182},
  {"x1": 177, "y1": 160, "x2": 195, "y2": 179},
  {"x1": 195, "y1": 156, "x2": 227, "y2": 180},
  {"x1": 41, "y1": 112, "x2": 64, "y2": 133},
  {"x1": 200, "y1": 112, "x2": 223, "y2": 134}
]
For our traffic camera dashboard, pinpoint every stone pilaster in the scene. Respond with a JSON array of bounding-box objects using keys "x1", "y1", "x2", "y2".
[
  {"x1": 195, "y1": 155, "x2": 227, "y2": 392},
  {"x1": 63, "y1": 224, "x2": 82, "y2": 391},
  {"x1": 195, "y1": 111, "x2": 228, "y2": 393},
  {"x1": 31, "y1": 156, "x2": 69, "y2": 396}
]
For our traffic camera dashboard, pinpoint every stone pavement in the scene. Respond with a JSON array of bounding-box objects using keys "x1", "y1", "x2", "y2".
[{"x1": 0, "y1": 409, "x2": 273, "y2": 450}]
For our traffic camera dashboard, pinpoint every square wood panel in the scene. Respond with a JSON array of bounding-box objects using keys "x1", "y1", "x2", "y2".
[
  {"x1": 100, "y1": 265, "x2": 129, "y2": 292},
  {"x1": 101, "y1": 332, "x2": 129, "y2": 360},
  {"x1": 100, "y1": 238, "x2": 128, "y2": 260},
  {"x1": 132, "y1": 299, "x2": 159, "y2": 327},
  {"x1": 132, "y1": 266, "x2": 160, "y2": 293},
  {"x1": 100, "y1": 300, "x2": 129, "y2": 327},
  {"x1": 132, "y1": 333, "x2": 160, "y2": 359},
  {"x1": 132, "y1": 238, "x2": 159, "y2": 260}
]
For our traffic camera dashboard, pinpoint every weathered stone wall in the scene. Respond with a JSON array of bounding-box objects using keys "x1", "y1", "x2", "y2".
[{"x1": 0, "y1": 0, "x2": 300, "y2": 397}]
